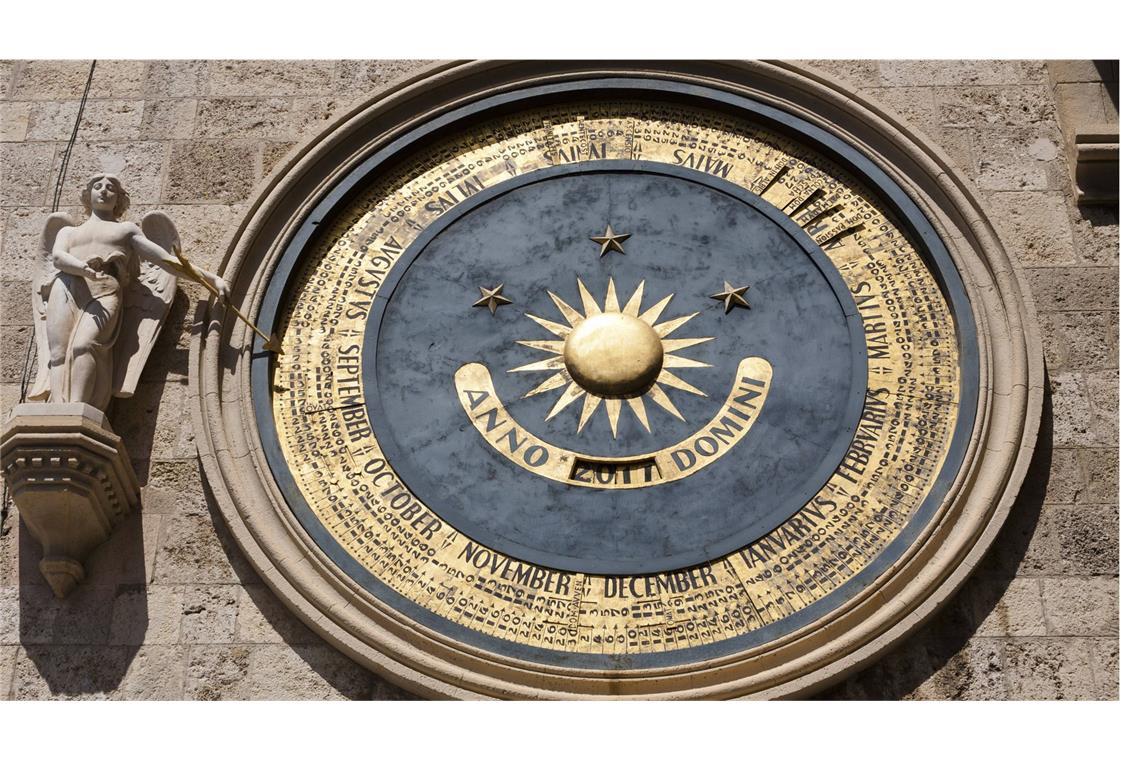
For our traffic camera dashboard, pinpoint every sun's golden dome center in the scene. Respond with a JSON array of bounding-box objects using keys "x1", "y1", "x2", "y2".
[{"x1": 563, "y1": 313, "x2": 664, "y2": 398}]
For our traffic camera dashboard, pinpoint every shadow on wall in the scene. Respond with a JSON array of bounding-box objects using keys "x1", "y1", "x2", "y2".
[
  {"x1": 17, "y1": 511, "x2": 148, "y2": 695},
  {"x1": 816, "y1": 363, "x2": 1054, "y2": 700}
]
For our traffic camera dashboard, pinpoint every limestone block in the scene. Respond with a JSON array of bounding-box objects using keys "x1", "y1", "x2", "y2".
[
  {"x1": 142, "y1": 203, "x2": 246, "y2": 274},
  {"x1": 860, "y1": 87, "x2": 939, "y2": 136},
  {"x1": 0, "y1": 143, "x2": 56, "y2": 207},
  {"x1": 973, "y1": 491, "x2": 1057, "y2": 578},
  {"x1": 975, "y1": 126, "x2": 1065, "y2": 191},
  {"x1": 108, "y1": 583, "x2": 183, "y2": 645},
  {"x1": 292, "y1": 97, "x2": 354, "y2": 140},
  {"x1": 1004, "y1": 638, "x2": 1097, "y2": 700},
  {"x1": 1, "y1": 324, "x2": 32, "y2": 382},
  {"x1": 1068, "y1": 204, "x2": 1119, "y2": 266},
  {"x1": 936, "y1": 85, "x2": 1056, "y2": 128},
  {"x1": 1019, "y1": 447, "x2": 1082, "y2": 504},
  {"x1": 971, "y1": 577, "x2": 1047, "y2": 637},
  {"x1": 1091, "y1": 638, "x2": 1118, "y2": 699},
  {"x1": 10, "y1": 644, "x2": 184, "y2": 699},
  {"x1": 1, "y1": 404, "x2": 140, "y2": 597},
  {"x1": 913, "y1": 639, "x2": 1007, "y2": 700},
  {"x1": 164, "y1": 140, "x2": 256, "y2": 204},
  {"x1": 47, "y1": 141, "x2": 166, "y2": 204},
  {"x1": 1050, "y1": 503, "x2": 1118, "y2": 575},
  {"x1": 0, "y1": 645, "x2": 15, "y2": 700},
  {"x1": 180, "y1": 585, "x2": 239, "y2": 644},
  {"x1": 1084, "y1": 370, "x2": 1118, "y2": 446},
  {"x1": 78, "y1": 100, "x2": 146, "y2": 141},
  {"x1": 1081, "y1": 450, "x2": 1118, "y2": 504},
  {"x1": 0, "y1": 61, "x2": 13, "y2": 98},
  {"x1": 990, "y1": 192, "x2": 1078, "y2": 267},
  {"x1": 112, "y1": 381, "x2": 200, "y2": 460},
  {"x1": 1043, "y1": 577, "x2": 1118, "y2": 636},
  {"x1": 1023, "y1": 267, "x2": 1117, "y2": 312},
  {"x1": 879, "y1": 60, "x2": 1026, "y2": 87},
  {"x1": 205, "y1": 60, "x2": 336, "y2": 97},
  {"x1": 84, "y1": 512, "x2": 163, "y2": 585},
  {"x1": 1048, "y1": 371, "x2": 1097, "y2": 447},
  {"x1": 39, "y1": 581, "x2": 118, "y2": 645},
  {"x1": 3, "y1": 206, "x2": 80, "y2": 282},
  {"x1": 140, "y1": 99, "x2": 198, "y2": 140},
  {"x1": 935, "y1": 127, "x2": 978, "y2": 179},
  {"x1": 235, "y1": 585, "x2": 321, "y2": 645},
  {"x1": 193, "y1": 97, "x2": 293, "y2": 140},
  {"x1": 0, "y1": 279, "x2": 32, "y2": 326},
  {"x1": 137, "y1": 459, "x2": 209, "y2": 514},
  {"x1": 0, "y1": 102, "x2": 31, "y2": 142},
  {"x1": 1038, "y1": 311, "x2": 1117, "y2": 370},
  {"x1": 0, "y1": 510, "x2": 17, "y2": 586},
  {"x1": 0, "y1": 584, "x2": 59, "y2": 645},
  {"x1": 260, "y1": 141, "x2": 296, "y2": 179},
  {"x1": 11, "y1": 61, "x2": 93, "y2": 100},
  {"x1": 145, "y1": 61, "x2": 206, "y2": 97},
  {"x1": 185, "y1": 643, "x2": 372, "y2": 700},
  {"x1": 153, "y1": 513, "x2": 240, "y2": 584}
]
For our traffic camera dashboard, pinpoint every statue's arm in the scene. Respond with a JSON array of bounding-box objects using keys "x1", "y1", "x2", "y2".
[
  {"x1": 51, "y1": 227, "x2": 103, "y2": 280},
  {"x1": 129, "y1": 227, "x2": 230, "y2": 300}
]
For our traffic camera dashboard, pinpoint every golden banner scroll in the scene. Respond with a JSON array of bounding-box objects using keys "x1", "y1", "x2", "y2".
[{"x1": 454, "y1": 357, "x2": 772, "y2": 489}]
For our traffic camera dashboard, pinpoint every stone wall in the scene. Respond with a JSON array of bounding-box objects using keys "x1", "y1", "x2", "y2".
[{"x1": 0, "y1": 60, "x2": 1118, "y2": 700}]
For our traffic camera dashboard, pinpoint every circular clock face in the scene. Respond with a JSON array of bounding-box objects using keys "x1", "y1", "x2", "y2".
[{"x1": 253, "y1": 79, "x2": 977, "y2": 674}]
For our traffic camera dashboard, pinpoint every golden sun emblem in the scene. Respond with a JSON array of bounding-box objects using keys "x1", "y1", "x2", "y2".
[{"x1": 510, "y1": 278, "x2": 714, "y2": 437}]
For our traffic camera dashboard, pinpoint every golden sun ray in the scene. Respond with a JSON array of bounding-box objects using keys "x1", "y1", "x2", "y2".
[
  {"x1": 604, "y1": 278, "x2": 620, "y2": 313},
  {"x1": 646, "y1": 384, "x2": 685, "y2": 421},
  {"x1": 638, "y1": 294, "x2": 673, "y2": 326},
  {"x1": 547, "y1": 382, "x2": 586, "y2": 420},
  {"x1": 657, "y1": 369, "x2": 707, "y2": 397},
  {"x1": 662, "y1": 336, "x2": 714, "y2": 351},
  {"x1": 526, "y1": 313, "x2": 571, "y2": 338},
  {"x1": 663, "y1": 355, "x2": 712, "y2": 369},
  {"x1": 523, "y1": 370, "x2": 570, "y2": 398},
  {"x1": 577, "y1": 278, "x2": 601, "y2": 317},
  {"x1": 509, "y1": 355, "x2": 566, "y2": 373},
  {"x1": 627, "y1": 396, "x2": 652, "y2": 432},
  {"x1": 515, "y1": 339, "x2": 565, "y2": 355},
  {"x1": 622, "y1": 280, "x2": 646, "y2": 317},
  {"x1": 604, "y1": 398, "x2": 622, "y2": 438},
  {"x1": 578, "y1": 394, "x2": 602, "y2": 433},
  {"x1": 547, "y1": 291, "x2": 584, "y2": 326},
  {"x1": 653, "y1": 313, "x2": 698, "y2": 337}
]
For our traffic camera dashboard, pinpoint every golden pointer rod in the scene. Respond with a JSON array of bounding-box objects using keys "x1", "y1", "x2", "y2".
[{"x1": 172, "y1": 245, "x2": 282, "y2": 353}]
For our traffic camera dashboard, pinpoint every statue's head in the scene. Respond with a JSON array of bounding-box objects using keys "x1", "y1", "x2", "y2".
[{"x1": 80, "y1": 174, "x2": 130, "y2": 219}]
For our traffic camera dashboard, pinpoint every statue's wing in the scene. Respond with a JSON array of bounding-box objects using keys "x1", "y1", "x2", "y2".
[
  {"x1": 27, "y1": 212, "x2": 77, "y2": 400},
  {"x1": 111, "y1": 212, "x2": 179, "y2": 398}
]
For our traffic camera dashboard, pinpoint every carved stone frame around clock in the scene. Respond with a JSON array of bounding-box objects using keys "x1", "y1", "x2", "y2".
[{"x1": 190, "y1": 61, "x2": 1043, "y2": 699}]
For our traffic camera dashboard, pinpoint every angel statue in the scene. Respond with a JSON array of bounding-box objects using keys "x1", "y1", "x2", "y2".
[{"x1": 27, "y1": 174, "x2": 230, "y2": 411}]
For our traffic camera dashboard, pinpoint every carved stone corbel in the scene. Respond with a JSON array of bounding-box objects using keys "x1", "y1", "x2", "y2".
[{"x1": 1, "y1": 404, "x2": 139, "y2": 597}]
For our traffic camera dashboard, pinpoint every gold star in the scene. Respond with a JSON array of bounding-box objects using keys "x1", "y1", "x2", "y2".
[
  {"x1": 589, "y1": 224, "x2": 631, "y2": 257},
  {"x1": 473, "y1": 284, "x2": 512, "y2": 315},
  {"x1": 710, "y1": 281, "x2": 751, "y2": 313}
]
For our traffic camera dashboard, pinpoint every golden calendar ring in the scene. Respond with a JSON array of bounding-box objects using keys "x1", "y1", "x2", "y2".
[{"x1": 193, "y1": 61, "x2": 1042, "y2": 698}]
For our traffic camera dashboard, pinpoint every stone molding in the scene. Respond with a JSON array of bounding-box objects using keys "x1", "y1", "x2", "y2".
[
  {"x1": 1047, "y1": 60, "x2": 1119, "y2": 205},
  {"x1": 189, "y1": 60, "x2": 1044, "y2": 698}
]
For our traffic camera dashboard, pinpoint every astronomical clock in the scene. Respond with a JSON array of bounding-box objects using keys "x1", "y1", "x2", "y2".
[{"x1": 193, "y1": 62, "x2": 1042, "y2": 698}]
